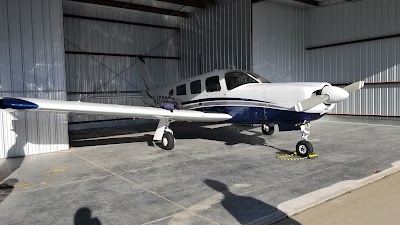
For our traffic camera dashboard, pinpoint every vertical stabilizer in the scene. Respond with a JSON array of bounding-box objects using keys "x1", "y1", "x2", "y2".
[{"x1": 137, "y1": 57, "x2": 156, "y2": 89}]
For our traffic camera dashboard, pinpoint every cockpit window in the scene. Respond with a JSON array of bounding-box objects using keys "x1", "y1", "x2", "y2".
[
  {"x1": 225, "y1": 71, "x2": 259, "y2": 90},
  {"x1": 244, "y1": 71, "x2": 270, "y2": 83}
]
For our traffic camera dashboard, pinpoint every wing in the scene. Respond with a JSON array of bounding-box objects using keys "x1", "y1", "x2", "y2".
[{"x1": 0, "y1": 97, "x2": 232, "y2": 122}]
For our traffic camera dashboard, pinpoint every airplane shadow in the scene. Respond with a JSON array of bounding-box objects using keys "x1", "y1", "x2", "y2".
[
  {"x1": 69, "y1": 123, "x2": 157, "y2": 141},
  {"x1": 69, "y1": 123, "x2": 266, "y2": 148},
  {"x1": 70, "y1": 134, "x2": 155, "y2": 147},
  {"x1": 0, "y1": 112, "x2": 27, "y2": 205},
  {"x1": 264, "y1": 144, "x2": 294, "y2": 155},
  {"x1": 204, "y1": 179, "x2": 300, "y2": 225},
  {"x1": 174, "y1": 123, "x2": 266, "y2": 146},
  {"x1": 74, "y1": 207, "x2": 102, "y2": 225}
]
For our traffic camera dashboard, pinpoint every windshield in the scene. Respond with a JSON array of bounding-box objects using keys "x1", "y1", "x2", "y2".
[
  {"x1": 243, "y1": 71, "x2": 270, "y2": 83},
  {"x1": 225, "y1": 71, "x2": 258, "y2": 90}
]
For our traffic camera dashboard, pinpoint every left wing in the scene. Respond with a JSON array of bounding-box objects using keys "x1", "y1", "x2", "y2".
[{"x1": 0, "y1": 97, "x2": 232, "y2": 122}]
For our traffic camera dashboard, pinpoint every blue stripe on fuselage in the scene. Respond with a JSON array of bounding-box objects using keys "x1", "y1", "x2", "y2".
[
  {"x1": 194, "y1": 106, "x2": 323, "y2": 124},
  {"x1": 182, "y1": 97, "x2": 271, "y2": 105}
]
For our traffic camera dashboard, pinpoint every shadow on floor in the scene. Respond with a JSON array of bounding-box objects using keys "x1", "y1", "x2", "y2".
[
  {"x1": 69, "y1": 123, "x2": 157, "y2": 140},
  {"x1": 70, "y1": 123, "x2": 266, "y2": 148},
  {"x1": 70, "y1": 134, "x2": 155, "y2": 147},
  {"x1": 0, "y1": 115, "x2": 27, "y2": 204},
  {"x1": 264, "y1": 144, "x2": 294, "y2": 155},
  {"x1": 74, "y1": 207, "x2": 102, "y2": 225},
  {"x1": 0, "y1": 178, "x2": 18, "y2": 204},
  {"x1": 204, "y1": 179, "x2": 300, "y2": 225}
]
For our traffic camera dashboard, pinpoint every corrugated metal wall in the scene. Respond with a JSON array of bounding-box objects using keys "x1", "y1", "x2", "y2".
[
  {"x1": 252, "y1": 1, "x2": 307, "y2": 82},
  {"x1": 0, "y1": 0, "x2": 69, "y2": 158},
  {"x1": 253, "y1": 0, "x2": 399, "y2": 118},
  {"x1": 63, "y1": 1, "x2": 181, "y2": 123},
  {"x1": 179, "y1": 0, "x2": 252, "y2": 78},
  {"x1": 307, "y1": 0, "x2": 400, "y2": 117}
]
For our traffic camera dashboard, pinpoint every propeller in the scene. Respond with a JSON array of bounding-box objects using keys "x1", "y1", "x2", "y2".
[
  {"x1": 343, "y1": 81, "x2": 365, "y2": 93},
  {"x1": 295, "y1": 81, "x2": 365, "y2": 112}
]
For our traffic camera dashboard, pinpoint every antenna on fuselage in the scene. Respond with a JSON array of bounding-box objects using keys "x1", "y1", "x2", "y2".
[{"x1": 137, "y1": 56, "x2": 156, "y2": 90}]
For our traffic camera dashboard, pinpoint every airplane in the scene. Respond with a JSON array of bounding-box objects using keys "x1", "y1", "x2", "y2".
[{"x1": 0, "y1": 59, "x2": 364, "y2": 157}]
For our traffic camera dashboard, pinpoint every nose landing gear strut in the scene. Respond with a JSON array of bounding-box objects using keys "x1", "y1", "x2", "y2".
[{"x1": 295, "y1": 123, "x2": 313, "y2": 157}]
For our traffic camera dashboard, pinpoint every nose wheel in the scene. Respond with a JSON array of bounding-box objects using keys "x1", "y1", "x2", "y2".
[
  {"x1": 296, "y1": 123, "x2": 314, "y2": 157},
  {"x1": 296, "y1": 140, "x2": 313, "y2": 157}
]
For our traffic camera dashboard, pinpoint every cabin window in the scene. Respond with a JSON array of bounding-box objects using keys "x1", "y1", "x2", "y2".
[
  {"x1": 225, "y1": 71, "x2": 258, "y2": 90},
  {"x1": 169, "y1": 89, "x2": 173, "y2": 96},
  {"x1": 190, "y1": 80, "x2": 201, "y2": 94},
  {"x1": 176, "y1": 84, "x2": 186, "y2": 96},
  {"x1": 206, "y1": 76, "x2": 221, "y2": 92}
]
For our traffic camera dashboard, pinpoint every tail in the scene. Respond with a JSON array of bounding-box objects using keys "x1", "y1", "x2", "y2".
[{"x1": 137, "y1": 57, "x2": 156, "y2": 90}]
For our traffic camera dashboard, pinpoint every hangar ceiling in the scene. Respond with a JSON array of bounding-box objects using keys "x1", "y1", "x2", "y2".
[
  {"x1": 65, "y1": 0, "x2": 352, "y2": 17},
  {"x1": 66, "y1": 0, "x2": 216, "y2": 17},
  {"x1": 253, "y1": 0, "x2": 360, "y2": 7}
]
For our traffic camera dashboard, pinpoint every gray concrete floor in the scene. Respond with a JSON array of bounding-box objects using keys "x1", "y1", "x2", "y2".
[
  {"x1": 0, "y1": 118, "x2": 400, "y2": 225},
  {"x1": 275, "y1": 169, "x2": 400, "y2": 225}
]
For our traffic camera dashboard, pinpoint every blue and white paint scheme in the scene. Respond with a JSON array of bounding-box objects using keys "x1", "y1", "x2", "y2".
[{"x1": 0, "y1": 60, "x2": 364, "y2": 155}]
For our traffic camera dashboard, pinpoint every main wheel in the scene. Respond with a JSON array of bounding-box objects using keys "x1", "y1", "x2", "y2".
[
  {"x1": 159, "y1": 132, "x2": 175, "y2": 150},
  {"x1": 261, "y1": 123, "x2": 275, "y2": 135},
  {"x1": 296, "y1": 140, "x2": 313, "y2": 157}
]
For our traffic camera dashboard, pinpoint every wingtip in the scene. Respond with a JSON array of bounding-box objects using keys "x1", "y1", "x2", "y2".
[{"x1": 1, "y1": 97, "x2": 39, "y2": 109}]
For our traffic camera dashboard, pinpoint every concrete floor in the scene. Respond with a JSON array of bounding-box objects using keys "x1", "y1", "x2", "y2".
[
  {"x1": 275, "y1": 169, "x2": 400, "y2": 225},
  {"x1": 0, "y1": 118, "x2": 400, "y2": 225}
]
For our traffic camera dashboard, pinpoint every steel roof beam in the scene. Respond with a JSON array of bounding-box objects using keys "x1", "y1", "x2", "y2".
[
  {"x1": 292, "y1": 0, "x2": 319, "y2": 6},
  {"x1": 156, "y1": 0, "x2": 214, "y2": 9},
  {"x1": 68, "y1": 0, "x2": 189, "y2": 18}
]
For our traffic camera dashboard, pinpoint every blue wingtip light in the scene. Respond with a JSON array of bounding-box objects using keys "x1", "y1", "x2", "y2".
[{"x1": 0, "y1": 98, "x2": 38, "y2": 109}]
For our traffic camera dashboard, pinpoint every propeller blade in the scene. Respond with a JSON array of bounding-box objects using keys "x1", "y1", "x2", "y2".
[
  {"x1": 295, "y1": 95, "x2": 330, "y2": 112},
  {"x1": 343, "y1": 81, "x2": 365, "y2": 93},
  {"x1": 295, "y1": 81, "x2": 364, "y2": 112}
]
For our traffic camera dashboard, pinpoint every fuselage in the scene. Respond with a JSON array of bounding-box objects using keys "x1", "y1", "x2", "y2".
[{"x1": 144, "y1": 70, "x2": 335, "y2": 127}]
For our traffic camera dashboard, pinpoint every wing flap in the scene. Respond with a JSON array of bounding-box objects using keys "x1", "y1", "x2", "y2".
[{"x1": 1, "y1": 97, "x2": 231, "y2": 122}]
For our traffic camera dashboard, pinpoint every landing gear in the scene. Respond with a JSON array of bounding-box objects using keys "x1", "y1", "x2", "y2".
[
  {"x1": 296, "y1": 140, "x2": 313, "y2": 157},
  {"x1": 295, "y1": 123, "x2": 314, "y2": 157},
  {"x1": 160, "y1": 131, "x2": 175, "y2": 150},
  {"x1": 154, "y1": 118, "x2": 175, "y2": 150},
  {"x1": 261, "y1": 123, "x2": 274, "y2": 135}
]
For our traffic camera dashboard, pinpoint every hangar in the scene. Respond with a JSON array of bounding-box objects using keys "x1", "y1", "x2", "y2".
[{"x1": 0, "y1": 0, "x2": 399, "y2": 224}]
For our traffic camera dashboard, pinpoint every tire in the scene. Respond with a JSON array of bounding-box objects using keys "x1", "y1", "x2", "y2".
[
  {"x1": 261, "y1": 123, "x2": 275, "y2": 135},
  {"x1": 296, "y1": 140, "x2": 313, "y2": 157},
  {"x1": 159, "y1": 132, "x2": 175, "y2": 150}
]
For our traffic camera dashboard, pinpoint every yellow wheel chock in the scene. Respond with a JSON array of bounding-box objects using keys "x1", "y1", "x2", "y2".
[{"x1": 276, "y1": 151, "x2": 318, "y2": 160}]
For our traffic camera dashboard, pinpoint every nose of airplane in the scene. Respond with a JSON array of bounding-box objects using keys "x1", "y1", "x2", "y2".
[{"x1": 321, "y1": 86, "x2": 349, "y2": 104}]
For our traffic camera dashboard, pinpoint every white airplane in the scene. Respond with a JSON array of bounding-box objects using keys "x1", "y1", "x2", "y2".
[{"x1": 0, "y1": 60, "x2": 364, "y2": 157}]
